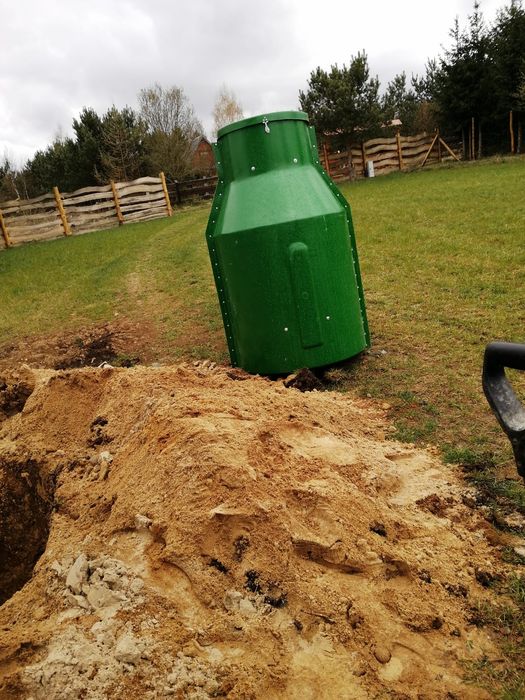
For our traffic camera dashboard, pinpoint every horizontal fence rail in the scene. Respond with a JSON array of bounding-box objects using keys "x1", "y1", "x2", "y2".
[{"x1": 0, "y1": 173, "x2": 172, "y2": 250}]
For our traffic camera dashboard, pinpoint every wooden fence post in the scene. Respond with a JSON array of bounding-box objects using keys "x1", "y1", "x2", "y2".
[
  {"x1": 110, "y1": 180, "x2": 124, "y2": 225},
  {"x1": 0, "y1": 209, "x2": 11, "y2": 248},
  {"x1": 53, "y1": 186, "x2": 71, "y2": 236},
  {"x1": 471, "y1": 117, "x2": 475, "y2": 160},
  {"x1": 438, "y1": 136, "x2": 460, "y2": 162},
  {"x1": 420, "y1": 132, "x2": 439, "y2": 167},
  {"x1": 510, "y1": 110, "x2": 515, "y2": 154},
  {"x1": 159, "y1": 172, "x2": 173, "y2": 217},
  {"x1": 322, "y1": 142, "x2": 332, "y2": 177},
  {"x1": 361, "y1": 142, "x2": 367, "y2": 176},
  {"x1": 396, "y1": 130, "x2": 403, "y2": 170}
]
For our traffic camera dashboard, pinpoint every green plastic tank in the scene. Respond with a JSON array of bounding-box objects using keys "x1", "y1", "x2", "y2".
[{"x1": 205, "y1": 110, "x2": 370, "y2": 375}]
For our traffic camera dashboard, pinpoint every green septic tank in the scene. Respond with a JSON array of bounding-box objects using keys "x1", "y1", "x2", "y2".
[{"x1": 205, "y1": 110, "x2": 370, "y2": 375}]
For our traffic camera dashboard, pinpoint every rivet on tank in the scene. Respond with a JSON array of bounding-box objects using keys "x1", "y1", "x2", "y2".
[{"x1": 205, "y1": 110, "x2": 370, "y2": 375}]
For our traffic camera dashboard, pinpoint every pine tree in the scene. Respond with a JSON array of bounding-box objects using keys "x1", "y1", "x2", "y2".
[{"x1": 299, "y1": 52, "x2": 382, "y2": 148}]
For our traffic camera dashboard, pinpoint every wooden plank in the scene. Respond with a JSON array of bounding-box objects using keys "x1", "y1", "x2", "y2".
[
  {"x1": 420, "y1": 132, "x2": 439, "y2": 167},
  {"x1": 65, "y1": 201, "x2": 118, "y2": 215},
  {"x1": 399, "y1": 133, "x2": 431, "y2": 144},
  {"x1": 439, "y1": 137, "x2": 460, "y2": 162},
  {"x1": 159, "y1": 171, "x2": 173, "y2": 217},
  {"x1": 54, "y1": 186, "x2": 71, "y2": 237},
  {"x1": 510, "y1": 110, "x2": 515, "y2": 154},
  {"x1": 9, "y1": 225, "x2": 62, "y2": 241},
  {"x1": 8, "y1": 218, "x2": 61, "y2": 234},
  {"x1": 110, "y1": 180, "x2": 124, "y2": 224},
  {"x1": 118, "y1": 192, "x2": 166, "y2": 209},
  {"x1": 3, "y1": 210, "x2": 59, "y2": 225},
  {"x1": 71, "y1": 217, "x2": 119, "y2": 234},
  {"x1": 120, "y1": 199, "x2": 166, "y2": 215},
  {"x1": 400, "y1": 143, "x2": 434, "y2": 158},
  {"x1": 114, "y1": 176, "x2": 161, "y2": 187},
  {"x1": 68, "y1": 211, "x2": 119, "y2": 227},
  {"x1": 63, "y1": 190, "x2": 115, "y2": 206},
  {"x1": 0, "y1": 191, "x2": 55, "y2": 209},
  {"x1": 117, "y1": 183, "x2": 164, "y2": 198},
  {"x1": 323, "y1": 142, "x2": 332, "y2": 177},
  {"x1": 2, "y1": 199, "x2": 59, "y2": 216},
  {"x1": 396, "y1": 131, "x2": 403, "y2": 170},
  {"x1": 364, "y1": 136, "x2": 397, "y2": 148},
  {"x1": 365, "y1": 142, "x2": 398, "y2": 157},
  {"x1": 373, "y1": 157, "x2": 403, "y2": 169},
  {"x1": 123, "y1": 207, "x2": 167, "y2": 223},
  {"x1": 61, "y1": 184, "x2": 112, "y2": 198},
  {"x1": 0, "y1": 209, "x2": 12, "y2": 248},
  {"x1": 124, "y1": 211, "x2": 167, "y2": 224},
  {"x1": 368, "y1": 151, "x2": 402, "y2": 165}
]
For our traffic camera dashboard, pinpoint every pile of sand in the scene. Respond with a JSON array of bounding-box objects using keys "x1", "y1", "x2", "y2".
[{"x1": 0, "y1": 363, "x2": 512, "y2": 698}]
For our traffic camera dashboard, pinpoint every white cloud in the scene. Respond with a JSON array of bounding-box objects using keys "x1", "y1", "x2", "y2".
[{"x1": 0, "y1": 0, "x2": 506, "y2": 163}]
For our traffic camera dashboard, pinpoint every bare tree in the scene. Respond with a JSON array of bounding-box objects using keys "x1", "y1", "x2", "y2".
[
  {"x1": 212, "y1": 85, "x2": 244, "y2": 136},
  {"x1": 138, "y1": 83, "x2": 202, "y2": 180}
]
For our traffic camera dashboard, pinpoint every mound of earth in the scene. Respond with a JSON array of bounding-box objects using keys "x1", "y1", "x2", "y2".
[{"x1": 0, "y1": 363, "x2": 512, "y2": 698}]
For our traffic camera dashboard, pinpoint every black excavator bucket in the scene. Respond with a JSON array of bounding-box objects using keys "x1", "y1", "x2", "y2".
[{"x1": 482, "y1": 342, "x2": 525, "y2": 480}]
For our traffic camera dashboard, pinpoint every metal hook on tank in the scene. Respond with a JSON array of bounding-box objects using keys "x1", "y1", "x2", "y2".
[{"x1": 262, "y1": 117, "x2": 270, "y2": 134}]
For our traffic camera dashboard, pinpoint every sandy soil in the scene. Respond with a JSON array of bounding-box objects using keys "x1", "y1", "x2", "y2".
[{"x1": 0, "y1": 362, "x2": 514, "y2": 698}]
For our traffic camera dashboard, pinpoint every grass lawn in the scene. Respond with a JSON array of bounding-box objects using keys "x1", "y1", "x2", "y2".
[{"x1": 1, "y1": 156, "x2": 524, "y2": 466}]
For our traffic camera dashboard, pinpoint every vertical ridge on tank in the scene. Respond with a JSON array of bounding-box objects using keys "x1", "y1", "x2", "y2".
[{"x1": 205, "y1": 110, "x2": 370, "y2": 375}]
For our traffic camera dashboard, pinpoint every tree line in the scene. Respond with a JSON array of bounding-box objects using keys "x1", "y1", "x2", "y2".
[
  {"x1": 0, "y1": 84, "x2": 243, "y2": 201},
  {"x1": 2, "y1": 1, "x2": 524, "y2": 201},
  {"x1": 300, "y1": 1, "x2": 525, "y2": 156}
]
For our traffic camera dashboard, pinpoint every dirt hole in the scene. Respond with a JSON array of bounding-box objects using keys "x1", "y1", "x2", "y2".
[
  {"x1": 54, "y1": 329, "x2": 140, "y2": 370},
  {"x1": 0, "y1": 457, "x2": 55, "y2": 605},
  {"x1": 0, "y1": 375, "x2": 34, "y2": 421}
]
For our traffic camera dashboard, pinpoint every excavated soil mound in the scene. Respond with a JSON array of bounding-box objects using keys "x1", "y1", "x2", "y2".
[{"x1": 0, "y1": 363, "x2": 511, "y2": 698}]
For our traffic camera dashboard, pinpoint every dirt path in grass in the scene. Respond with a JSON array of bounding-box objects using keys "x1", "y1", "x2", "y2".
[{"x1": 0, "y1": 362, "x2": 520, "y2": 698}]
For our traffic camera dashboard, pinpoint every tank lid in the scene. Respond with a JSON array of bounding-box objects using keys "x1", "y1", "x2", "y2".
[{"x1": 217, "y1": 110, "x2": 309, "y2": 138}]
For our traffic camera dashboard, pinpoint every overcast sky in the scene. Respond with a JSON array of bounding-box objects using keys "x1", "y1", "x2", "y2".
[{"x1": 1, "y1": 0, "x2": 504, "y2": 165}]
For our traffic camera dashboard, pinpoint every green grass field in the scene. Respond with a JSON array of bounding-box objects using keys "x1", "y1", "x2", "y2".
[{"x1": 1, "y1": 157, "x2": 524, "y2": 465}]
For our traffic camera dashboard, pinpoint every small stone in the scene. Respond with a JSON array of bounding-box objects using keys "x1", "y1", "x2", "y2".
[
  {"x1": 50, "y1": 560, "x2": 63, "y2": 576},
  {"x1": 223, "y1": 590, "x2": 242, "y2": 612},
  {"x1": 114, "y1": 632, "x2": 141, "y2": 664},
  {"x1": 102, "y1": 571, "x2": 119, "y2": 587},
  {"x1": 365, "y1": 550, "x2": 381, "y2": 563},
  {"x1": 130, "y1": 578, "x2": 144, "y2": 594},
  {"x1": 86, "y1": 584, "x2": 126, "y2": 609},
  {"x1": 238, "y1": 598, "x2": 257, "y2": 617},
  {"x1": 374, "y1": 645, "x2": 391, "y2": 664},
  {"x1": 134, "y1": 514, "x2": 152, "y2": 530},
  {"x1": 513, "y1": 546, "x2": 525, "y2": 559},
  {"x1": 99, "y1": 451, "x2": 113, "y2": 463},
  {"x1": 66, "y1": 554, "x2": 88, "y2": 594}
]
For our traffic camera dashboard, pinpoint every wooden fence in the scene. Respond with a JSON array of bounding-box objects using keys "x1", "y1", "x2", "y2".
[
  {"x1": 167, "y1": 176, "x2": 218, "y2": 205},
  {"x1": 0, "y1": 132, "x2": 463, "y2": 250},
  {"x1": 0, "y1": 173, "x2": 172, "y2": 250},
  {"x1": 319, "y1": 131, "x2": 461, "y2": 181}
]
